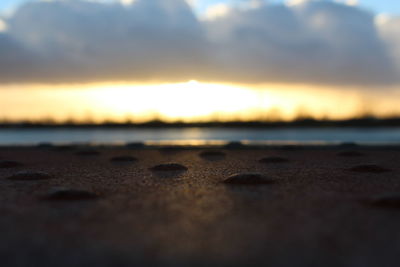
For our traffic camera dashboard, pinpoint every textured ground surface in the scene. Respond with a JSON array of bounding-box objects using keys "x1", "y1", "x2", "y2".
[{"x1": 1, "y1": 145, "x2": 400, "y2": 266}]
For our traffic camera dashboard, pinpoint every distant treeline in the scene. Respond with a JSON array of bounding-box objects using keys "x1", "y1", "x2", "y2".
[{"x1": 1, "y1": 117, "x2": 400, "y2": 128}]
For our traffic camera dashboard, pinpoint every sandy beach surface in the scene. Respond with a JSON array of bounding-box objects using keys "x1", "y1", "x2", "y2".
[{"x1": 0, "y1": 144, "x2": 400, "y2": 266}]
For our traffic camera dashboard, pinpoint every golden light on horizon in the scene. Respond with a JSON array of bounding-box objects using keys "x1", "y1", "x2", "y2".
[
  {"x1": 0, "y1": 81, "x2": 399, "y2": 123},
  {"x1": 90, "y1": 81, "x2": 265, "y2": 122}
]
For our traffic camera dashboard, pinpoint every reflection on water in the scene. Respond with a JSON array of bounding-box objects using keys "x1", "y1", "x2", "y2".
[{"x1": 0, "y1": 127, "x2": 399, "y2": 145}]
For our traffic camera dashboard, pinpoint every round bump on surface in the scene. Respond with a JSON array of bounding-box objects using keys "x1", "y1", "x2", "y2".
[
  {"x1": 348, "y1": 164, "x2": 391, "y2": 173},
  {"x1": 75, "y1": 150, "x2": 100, "y2": 156},
  {"x1": 199, "y1": 151, "x2": 226, "y2": 160},
  {"x1": 7, "y1": 171, "x2": 53, "y2": 181},
  {"x1": 259, "y1": 157, "x2": 289, "y2": 163},
  {"x1": 223, "y1": 173, "x2": 275, "y2": 185},
  {"x1": 110, "y1": 156, "x2": 138, "y2": 163},
  {"x1": 337, "y1": 151, "x2": 364, "y2": 157},
  {"x1": 0, "y1": 160, "x2": 23, "y2": 168},
  {"x1": 150, "y1": 163, "x2": 188, "y2": 172},
  {"x1": 125, "y1": 142, "x2": 145, "y2": 149},
  {"x1": 42, "y1": 187, "x2": 99, "y2": 201},
  {"x1": 224, "y1": 141, "x2": 244, "y2": 149},
  {"x1": 368, "y1": 193, "x2": 400, "y2": 208}
]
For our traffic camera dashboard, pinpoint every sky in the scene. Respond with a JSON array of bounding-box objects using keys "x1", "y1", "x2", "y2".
[
  {"x1": 193, "y1": 0, "x2": 400, "y2": 15},
  {"x1": 0, "y1": 0, "x2": 399, "y2": 123},
  {"x1": 0, "y1": 0, "x2": 399, "y2": 15}
]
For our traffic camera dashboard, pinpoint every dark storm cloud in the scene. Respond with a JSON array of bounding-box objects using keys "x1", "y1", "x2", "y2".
[{"x1": 0, "y1": 0, "x2": 398, "y2": 86}]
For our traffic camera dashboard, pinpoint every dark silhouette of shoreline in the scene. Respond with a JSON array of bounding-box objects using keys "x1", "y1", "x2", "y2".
[{"x1": 1, "y1": 117, "x2": 400, "y2": 129}]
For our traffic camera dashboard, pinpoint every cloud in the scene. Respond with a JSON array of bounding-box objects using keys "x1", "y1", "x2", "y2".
[
  {"x1": 377, "y1": 16, "x2": 400, "y2": 74},
  {"x1": 204, "y1": 3, "x2": 231, "y2": 20},
  {"x1": 333, "y1": 0, "x2": 358, "y2": 7},
  {"x1": 205, "y1": 1, "x2": 398, "y2": 85},
  {"x1": 3, "y1": 0, "x2": 212, "y2": 83},
  {"x1": 0, "y1": 0, "x2": 398, "y2": 86},
  {"x1": 0, "y1": 19, "x2": 7, "y2": 32},
  {"x1": 0, "y1": 33, "x2": 38, "y2": 81}
]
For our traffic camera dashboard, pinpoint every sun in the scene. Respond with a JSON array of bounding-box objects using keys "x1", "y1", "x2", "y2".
[{"x1": 90, "y1": 81, "x2": 265, "y2": 122}]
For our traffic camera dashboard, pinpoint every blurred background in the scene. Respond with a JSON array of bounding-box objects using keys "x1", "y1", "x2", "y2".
[{"x1": 0, "y1": 0, "x2": 399, "y2": 144}]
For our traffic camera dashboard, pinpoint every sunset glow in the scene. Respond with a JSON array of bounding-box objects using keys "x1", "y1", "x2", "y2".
[
  {"x1": 0, "y1": 0, "x2": 400, "y2": 124},
  {"x1": 1, "y1": 81, "x2": 399, "y2": 123}
]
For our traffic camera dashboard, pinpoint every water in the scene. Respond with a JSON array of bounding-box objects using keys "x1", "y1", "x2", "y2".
[{"x1": 0, "y1": 127, "x2": 399, "y2": 145}]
